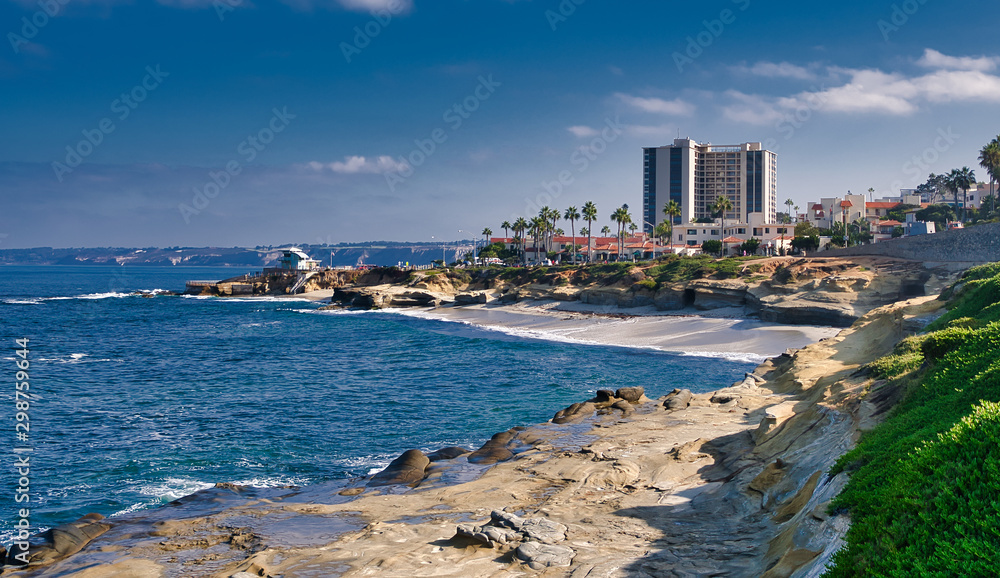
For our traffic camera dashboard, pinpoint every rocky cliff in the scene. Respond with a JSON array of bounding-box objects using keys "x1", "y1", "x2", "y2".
[{"x1": 325, "y1": 256, "x2": 955, "y2": 328}]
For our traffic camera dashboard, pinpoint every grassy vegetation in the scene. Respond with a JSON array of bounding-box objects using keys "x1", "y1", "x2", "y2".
[
  {"x1": 427, "y1": 255, "x2": 769, "y2": 291},
  {"x1": 645, "y1": 254, "x2": 764, "y2": 284},
  {"x1": 826, "y1": 263, "x2": 1000, "y2": 576}
]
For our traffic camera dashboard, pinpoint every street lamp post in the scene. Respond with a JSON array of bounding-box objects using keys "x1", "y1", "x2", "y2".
[{"x1": 643, "y1": 220, "x2": 658, "y2": 260}]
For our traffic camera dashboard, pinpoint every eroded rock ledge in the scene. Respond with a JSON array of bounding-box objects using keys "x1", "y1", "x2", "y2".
[{"x1": 324, "y1": 257, "x2": 955, "y2": 328}]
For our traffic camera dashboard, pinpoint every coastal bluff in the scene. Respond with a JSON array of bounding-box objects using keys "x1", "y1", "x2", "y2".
[{"x1": 325, "y1": 255, "x2": 955, "y2": 328}]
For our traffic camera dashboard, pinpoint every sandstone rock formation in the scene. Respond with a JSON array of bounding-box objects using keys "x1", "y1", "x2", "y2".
[{"x1": 368, "y1": 449, "x2": 431, "y2": 487}]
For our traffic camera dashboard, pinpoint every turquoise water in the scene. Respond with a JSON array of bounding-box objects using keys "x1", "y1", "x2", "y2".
[{"x1": 0, "y1": 266, "x2": 756, "y2": 543}]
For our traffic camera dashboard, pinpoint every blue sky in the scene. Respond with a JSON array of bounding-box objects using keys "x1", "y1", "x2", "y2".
[{"x1": 1, "y1": 0, "x2": 999, "y2": 248}]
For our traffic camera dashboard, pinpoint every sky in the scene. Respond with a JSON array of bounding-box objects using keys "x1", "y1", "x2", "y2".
[{"x1": 1, "y1": 0, "x2": 999, "y2": 248}]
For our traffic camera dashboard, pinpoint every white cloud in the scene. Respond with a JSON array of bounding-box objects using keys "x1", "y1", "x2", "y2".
[
  {"x1": 567, "y1": 126, "x2": 599, "y2": 138},
  {"x1": 335, "y1": 0, "x2": 411, "y2": 10},
  {"x1": 721, "y1": 91, "x2": 787, "y2": 125},
  {"x1": 740, "y1": 61, "x2": 815, "y2": 80},
  {"x1": 614, "y1": 93, "x2": 695, "y2": 116},
  {"x1": 9, "y1": 0, "x2": 414, "y2": 12},
  {"x1": 304, "y1": 155, "x2": 409, "y2": 174},
  {"x1": 722, "y1": 50, "x2": 1000, "y2": 124},
  {"x1": 917, "y1": 48, "x2": 1000, "y2": 72}
]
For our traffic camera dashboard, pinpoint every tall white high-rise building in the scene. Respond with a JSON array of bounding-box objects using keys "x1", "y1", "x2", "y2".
[{"x1": 643, "y1": 139, "x2": 777, "y2": 233}]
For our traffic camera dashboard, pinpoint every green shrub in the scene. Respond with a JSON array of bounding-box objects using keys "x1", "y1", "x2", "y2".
[
  {"x1": 866, "y1": 335, "x2": 926, "y2": 378},
  {"x1": 633, "y1": 278, "x2": 657, "y2": 291},
  {"x1": 920, "y1": 326, "x2": 974, "y2": 360},
  {"x1": 946, "y1": 316, "x2": 978, "y2": 329},
  {"x1": 826, "y1": 265, "x2": 1000, "y2": 576},
  {"x1": 867, "y1": 352, "x2": 923, "y2": 379}
]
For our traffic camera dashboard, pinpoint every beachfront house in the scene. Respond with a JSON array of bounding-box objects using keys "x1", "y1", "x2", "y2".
[{"x1": 278, "y1": 247, "x2": 321, "y2": 271}]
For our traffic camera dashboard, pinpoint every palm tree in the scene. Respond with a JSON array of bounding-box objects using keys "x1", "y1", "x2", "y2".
[
  {"x1": 564, "y1": 206, "x2": 581, "y2": 265},
  {"x1": 713, "y1": 196, "x2": 734, "y2": 256},
  {"x1": 529, "y1": 216, "x2": 546, "y2": 265},
  {"x1": 979, "y1": 138, "x2": 1000, "y2": 217},
  {"x1": 950, "y1": 167, "x2": 976, "y2": 222},
  {"x1": 793, "y1": 205, "x2": 800, "y2": 223},
  {"x1": 501, "y1": 220, "x2": 511, "y2": 240},
  {"x1": 582, "y1": 201, "x2": 598, "y2": 263},
  {"x1": 784, "y1": 198, "x2": 794, "y2": 224},
  {"x1": 482, "y1": 227, "x2": 492, "y2": 247},
  {"x1": 662, "y1": 200, "x2": 681, "y2": 253},
  {"x1": 601, "y1": 225, "x2": 611, "y2": 236},
  {"x1": 610, "y1": 207, "x2": 624, "y2": 260},
  {"x1": 547, "y1": 207, "x2": 560, "y2": 252},
  {"x1": 513, "y1": 217, "x2": 528, "y2": 264},
  {"x1": 611, "y1": 205, "x2": 633, "y2": 260}
]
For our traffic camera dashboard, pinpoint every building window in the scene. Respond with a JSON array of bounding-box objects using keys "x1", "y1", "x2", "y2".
[
  {"x1": 765, "y1": 227, "x2": 770, "y2": 234},
  {"x1": 687, "y1": 229, "x2": 697, "y2": 235},
  {"x1": 711, "y1": 230, "x2": 719, "y2": 236},
  {"x1": 678, "y1": 234, "x2": 683, "y2": 241},
  {"x1": 687, "y1": 240, "x2": 698, "y2": 246},
  {"x1": 737, "y1": 228, "x2": 746, "y2": 235}
]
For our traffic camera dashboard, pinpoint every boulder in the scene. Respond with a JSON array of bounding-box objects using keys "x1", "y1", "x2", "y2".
[
  {"x1": 455, "y1": 291, "x2": 493, "y2": 305},
  {"x1": 368, "y1": 449, "x2": 430, "y2": 487},
  {"x1": 663, "y1": 388, "x2": 693, "y2": 411},
  {"x1": 426, "y1": 446, "x2": 470, "y2": 462},
  {"x1": 6, "y1": 513, "x2": 110, "y2": 568},
  {"x1": 615, "y1": 386, "x2": 645, "y2": 403},
  {"x1": 612, "y1": 400, "x2": 634, "y2": 416},
  {"x1": 491, "y1": 511, "x2": 567, "y2": 544},
  {"x1": 594, "y1": 390, "x2": 616, "y2": 403},
  {"x1": 467, "y1": 431, "x2": 517, "y2": 464},
  {"x1": 552, "y1": 402, "x2": 596, "y2": 425},
  {"x1": 455, "y1": 523, "x2": 520, "y2": 546},
  {"x1": 516, "y1": 542, "x2": 575, "y2": 569}
]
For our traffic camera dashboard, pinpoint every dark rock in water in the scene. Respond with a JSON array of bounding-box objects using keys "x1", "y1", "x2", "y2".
[
  {"x1": 594, "y1": 390, "x2": 616, "y2": 403},
  {"x1": 467, "y1": 431, "x2": 517, "y2": 464},
  {"x1": 615, "y1": 386, "x2": 645, "y2": 403},
  {"x1": 663, "y1": 388, "x2": 693, "y2": 411},
  {"x1": 6, "y1": 513, "x2": 110, "y2": 568},
  {"x1": 368, "y1": 449, "x2": 431, "y2": 487},
  {"x1": 552, "y1": 402, "x2": 596, "y2": 424},
  {"x1": 426, "y1": 446, "x2": 470, "y2": 462},
  {"x1": 612, "y1": 400, "x2": 634, "y2": 416}
]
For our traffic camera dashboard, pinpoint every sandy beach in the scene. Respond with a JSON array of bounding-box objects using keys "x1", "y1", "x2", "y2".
[{"x1": 392, "y1": 300, "x2": 842, "y2": 361}]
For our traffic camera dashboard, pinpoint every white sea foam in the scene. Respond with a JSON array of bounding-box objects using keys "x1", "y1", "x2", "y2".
[
  {"x1": 679, "y1": 350, "x2": 768, "y2": 364},
  {"x1": 5, "y1": 290, "x2": 173, "y2": 304},
  {"x1": 229, "y1": 476, "x2": 310, "y2": 488},
  {"x1": 49, "y1": 292, "x2": 133, "y2": 300},
  {"x1": 182, "y1": 295, "x2": 311, "y2": 303},
  {"x1": 36, "y1": 354, "x2": 119, "y2": 364},
  {"x1": 138, "y1": 478, "x2": 215, "y2": 502}
]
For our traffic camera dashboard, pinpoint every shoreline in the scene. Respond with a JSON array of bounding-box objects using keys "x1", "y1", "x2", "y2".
[
  {"x1": 6, "y1": 293, "x2": 945, "y2": 576},
  {"x1": 395, "y1": 299, "x2": 842, "y2": 360}
]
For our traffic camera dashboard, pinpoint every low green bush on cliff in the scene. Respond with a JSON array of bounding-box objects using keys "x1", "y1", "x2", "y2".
[
  {"x1": 645, "y1": 255, "x2": 762, "y2": 284},
  {"x1": 865, "y1": 335, "x2": 926, "y2": 379},
  {"x1": 826, "y1": 264, "x2": 1000, "y2": 576}
]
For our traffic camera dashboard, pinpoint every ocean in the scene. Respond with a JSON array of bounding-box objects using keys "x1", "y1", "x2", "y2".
[{"x1": 0, "y1": 265, "x2": 758, "y2": 544}]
